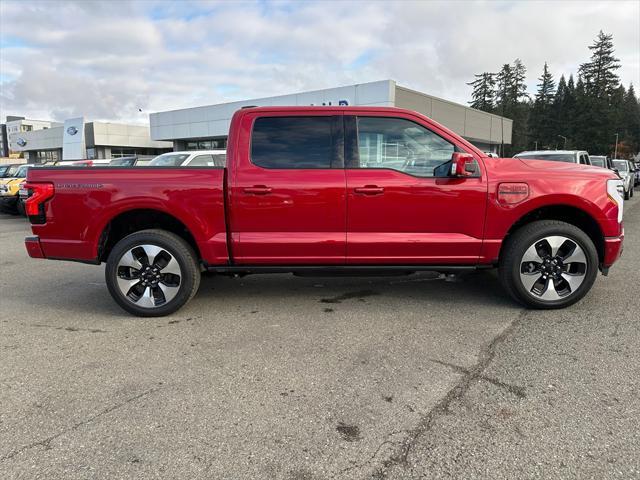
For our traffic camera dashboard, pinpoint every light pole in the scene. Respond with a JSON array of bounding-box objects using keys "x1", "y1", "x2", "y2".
[
  {"x1": 557, "y1": 135, "x2": 567, "y2": 149},
  {"x1": 614, "y1": 133, "x2": 619, "y2": 159}
]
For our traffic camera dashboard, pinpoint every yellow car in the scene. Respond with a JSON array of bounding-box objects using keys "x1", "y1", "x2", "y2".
[{"x1": 0, "y1": 164, "x2": 30, "y2": 214}]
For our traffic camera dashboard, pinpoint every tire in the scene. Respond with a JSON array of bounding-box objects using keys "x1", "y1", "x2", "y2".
[
  {"x1": 624, "y1": 187, "x2": 630, "y2": 200},
  {"x1": 105, "y1": 229, "x2": 201, "y2": 317},
  {"x1": 499, "y1": 220, "x2": 598, "y2": 309}
]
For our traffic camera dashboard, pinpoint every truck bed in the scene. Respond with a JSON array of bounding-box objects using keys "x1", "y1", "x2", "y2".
[{"x1": 26, "y1": 167, "x2": 228, "y2": 264}]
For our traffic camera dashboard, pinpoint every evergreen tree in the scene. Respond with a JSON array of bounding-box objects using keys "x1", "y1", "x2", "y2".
[
  {"x1": 579, "y1": 30, "x2": 621, "y2": 98},
  {"x1": 620, "y1": 84, "x2": 640, "y2": 155},
  {"x1": 467, "y1": 73, "x2": 496, "y2": 112},
  {"x1": 495, "y1": 63, "x2": 514, "y2": 111},
  {"x1": 511, "y1": 58, "x2": 529, "y2": 103},
  {"x1": 530, "y1": 63, "x2": 556, "y2": 148}
]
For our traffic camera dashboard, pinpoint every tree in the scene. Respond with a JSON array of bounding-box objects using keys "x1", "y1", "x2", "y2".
[
  {"x1": 467, "y1": 73, "x2": 496, "y2": 112},
  {"x1": 579, "y1": 30, "x2": 621, "y2": 98},
  {"x1": 620, "y1": 84, "x2": 640, "y2": 156},
  {"x1": 495, "y1": 63, "x2": 514, "y2": 111},
  {"x1": 511, "y1": 58, "x2": 529, "y2": 103},
  {"x1": 530, "y1": 63, "x2": 556, "y2": 149}
]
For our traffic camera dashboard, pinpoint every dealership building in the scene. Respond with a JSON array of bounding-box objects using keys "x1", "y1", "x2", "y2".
[
  {"x1": 4, "y1": 116, "x2": 172, "y2": 163},
  {"x1": 150, "y1": 79, "x2": 513, "y2": 153}
]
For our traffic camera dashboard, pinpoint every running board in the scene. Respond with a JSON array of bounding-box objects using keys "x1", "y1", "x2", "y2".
[{"x1": 205, "y1": 264, "x2": 488, "y2": 276}]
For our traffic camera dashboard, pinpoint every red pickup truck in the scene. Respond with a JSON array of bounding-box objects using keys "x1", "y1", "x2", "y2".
[{"x1": 24, "y1": 106, "x2": 624, "y2": 316}]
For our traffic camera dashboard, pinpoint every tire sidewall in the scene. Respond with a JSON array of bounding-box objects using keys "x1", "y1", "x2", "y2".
[
  {"x1": 105, "y1": 231, "x2": 198, "y2": 317},
  {"x1": 507, "y1": 223, "x2": 598, "y2": 309}
]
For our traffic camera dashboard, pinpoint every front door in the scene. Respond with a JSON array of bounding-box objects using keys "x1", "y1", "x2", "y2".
[
  {"x1": 230, "y1": 113, "x2": 346, "y2": 264},
  {"x1": 345, "y1": 114, "x2": 488, "y2": 264}
]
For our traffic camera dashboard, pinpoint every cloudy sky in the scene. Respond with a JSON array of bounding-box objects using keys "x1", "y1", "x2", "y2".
[{"x1": 1, "y1": 0, "x2": 638, "y2": 124}]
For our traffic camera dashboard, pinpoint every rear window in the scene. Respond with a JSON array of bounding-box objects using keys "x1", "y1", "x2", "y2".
[
  {"x1": 590, "y1": 157, "x2": 605, "y2": 167},
  {"x1": 613, "y1": 160, "x2": 628, "y2": 172},
  {"x1": 516, "y1": 153, "x2": 576, "y2": 163},
  {"x1": 251, "y1": 116, "x2": 332, "y2": 169}
]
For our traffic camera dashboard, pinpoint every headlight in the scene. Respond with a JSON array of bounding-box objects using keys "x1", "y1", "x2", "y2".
[{"x1": 607, "y1": 179, "x2": 624, "y2": 222}]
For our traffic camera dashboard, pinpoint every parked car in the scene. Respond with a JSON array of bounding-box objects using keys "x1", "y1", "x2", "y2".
[
  {"x1": 612, "y1": 159, "x2": 634, "y2": 199},
  {"x1": 589, "y1": 155, "x2": 614, "y2": 170},
  {"x1": 24, "y1": 106, "x2": 624, "y2": 316},
  {"x1": 0, "y1": 163, "x2": 25, "y2": 178},
  {"x1": 148, "y1": 150, "x2": 227, "y2": 167},
  {"x1": 632, "y1": 161, "x2": 640, "y2": 187},
  {"x1": 0, "y1": 164, "x2": 30, "y2": 213},
  {"x1": 514, "y1": 150, "x2": 592, "y2": 165}
]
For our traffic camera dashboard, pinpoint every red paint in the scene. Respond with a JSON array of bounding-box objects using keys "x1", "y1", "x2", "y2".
[{"x1": 25, "y1": 106, "x2": 623, "y2": 274}]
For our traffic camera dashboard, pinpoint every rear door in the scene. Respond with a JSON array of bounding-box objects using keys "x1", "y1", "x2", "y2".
[
  {"x1": 229, "y1": 111, "x2": 346, "y2": 264},
  {"x1": 344, "y1": 113, "x2": 488, "y2": 264}
]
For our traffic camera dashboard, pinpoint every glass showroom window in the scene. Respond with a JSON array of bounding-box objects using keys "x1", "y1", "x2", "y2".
[{"x1": 355, "y1": 117, "x2": 455, "y2": 177}]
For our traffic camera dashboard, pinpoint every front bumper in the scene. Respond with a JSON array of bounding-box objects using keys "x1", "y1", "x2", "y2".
[
  {"x1": 602, "y1": 231, "x2": 624, "y2": 271},
  {"x1": 25, "y1": 236, "x2": 45, "y2": 259}
]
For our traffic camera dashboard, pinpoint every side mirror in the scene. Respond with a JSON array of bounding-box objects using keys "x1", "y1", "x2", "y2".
[{"x1": 450, "y1": 152, "x2": 477, "y2": 177}]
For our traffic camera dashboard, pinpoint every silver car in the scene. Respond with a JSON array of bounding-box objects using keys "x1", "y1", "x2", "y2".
[
  {"x1": 514, "y1": 150, "x2": 592, "y2": 166},
  {"x1": 612, "y1": 159, "x2": 634, "y2": 200}
]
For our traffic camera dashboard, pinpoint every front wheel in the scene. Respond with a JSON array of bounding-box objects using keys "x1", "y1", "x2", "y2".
[
  {"x1": 105, "y1": 229, "x2": 201, "y2": 317},
  {"x1": 499, "y1": 220, "x2": 598, "y2": 309}
]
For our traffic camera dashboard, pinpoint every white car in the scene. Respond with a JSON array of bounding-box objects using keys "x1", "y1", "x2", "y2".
[
  {"x1": 612, "y1": 159, "x2": 634, "y2": 200},
  {"x1": 514, "y1": 150, "x2": 592, "y2": 166},
  {"x1": 148, "y1": 150, "x2": 227, "y2": 167}
]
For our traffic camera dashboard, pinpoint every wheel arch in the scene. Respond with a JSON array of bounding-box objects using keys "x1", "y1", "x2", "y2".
[
  {"x1": 97, "y1": 208, "x2": 201, "y2": 263},
  {"x1": 501, "y1": 204, "x2": 605, "y2": 265}
]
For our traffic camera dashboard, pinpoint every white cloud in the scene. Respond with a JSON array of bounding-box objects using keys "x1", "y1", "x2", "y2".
[{"x1": 0, "y1": 0, "x2": 638, "y2": 124}]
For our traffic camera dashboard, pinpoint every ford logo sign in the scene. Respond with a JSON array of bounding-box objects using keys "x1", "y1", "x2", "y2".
[
  {"x1": 16, "y1": 138, "x2": 27, "y2": 147},
  {"x1": 67, "y1": 126, "x2": 78, "y2": 135}
]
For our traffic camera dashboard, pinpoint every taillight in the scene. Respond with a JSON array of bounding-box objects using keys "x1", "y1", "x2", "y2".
[
  {"x1": 24, "y1": 182, "x2": 54, "y2": 224},
  {"x1": 497, "y1": 183, "x2": 529, "y2": 205}
]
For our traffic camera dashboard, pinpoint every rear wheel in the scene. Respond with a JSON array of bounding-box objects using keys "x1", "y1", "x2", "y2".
[
  {"x1": 105, "y1": 229, "x2": 200, "y2": 317},
  {"x1": 499, "y1": 220, "x2": 598, "y2": 309}
]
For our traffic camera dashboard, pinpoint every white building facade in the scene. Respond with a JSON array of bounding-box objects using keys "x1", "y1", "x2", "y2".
[{"x1": 150, "y1": 80, "x2": 513, "y2": 153}]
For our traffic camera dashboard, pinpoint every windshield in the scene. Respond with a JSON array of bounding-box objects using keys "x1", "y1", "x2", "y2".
[
  {"x1": 4, "y1": 165, "x2": 23, "y2": 177},
  {"x1": 590, "y1": 156, "x2": 606, "y2": 167},
  {"x1": 0, "y1": 165, "x2": 9, "y2": 177},
  {"x1": 612, "y1": 160, "x2": 628, "y2": 172},
  {"x1": 516, "y1": 153, "x2": 576, "y2": 163},
  {"x1": 149, "y1": 153, "x2": 190, "y2": 166},
  {"x1": 15, "y1": 166, "x2": 29, "y2": 177}
]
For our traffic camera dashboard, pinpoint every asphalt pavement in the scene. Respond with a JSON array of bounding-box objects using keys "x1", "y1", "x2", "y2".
[{"x1": 1, "y1": 196, "x2": 638, "y2": 479}]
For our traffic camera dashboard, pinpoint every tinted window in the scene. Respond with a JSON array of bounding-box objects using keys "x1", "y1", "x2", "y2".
[
  {"x1": 590, "y1": 157, "x2": 605, "y2": 167},
  {"x1": 354, "y1": 117, "x2": 455, "y2": 177},
  {"x1": 251, "y1": 116, "x2": 332, "y2": 169}
]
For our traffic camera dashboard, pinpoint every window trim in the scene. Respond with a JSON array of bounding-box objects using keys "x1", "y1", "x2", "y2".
[
  {"x1": 345, "y1": 115, "x2": 468, "y2": 178},
  {"x1": 249, "y1": 115, "x2": 344, "y2": 170}
]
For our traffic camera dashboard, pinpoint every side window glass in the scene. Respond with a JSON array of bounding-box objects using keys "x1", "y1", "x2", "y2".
[
  {"x1": 251, "y1": 116, "x2": 333, "y2": 169},
  {"x1": 188, "y1": 155, "x2": 214, "y2": 166},
  {"x1": 355, "y1": 117, "x2": 455, "y2": 177}
]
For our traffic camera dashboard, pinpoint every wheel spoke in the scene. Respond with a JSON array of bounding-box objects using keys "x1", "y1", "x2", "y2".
[
  {"x1": 544, "y1": 236, "x2": 568, "y2": 257},
  {"x1": 520, "y1": 272, "x2": 542, "y2": 293},
  {"x1": 522, "y1": 243, "x2": 544, "y2": 264},
  {"x1": 563, "y1": 242, "x2": 586, "y2": 265},
  {"x1": 139, "y1": 245, "x2": 165, "y2": 266},
  {"x1": 158, "y1": 282, "x2": 180, "y2": 303},
  {"x1": 117, "y1": 277, "x2": 141, "y2": 295},
  {"x1": 160, "y1": 256, "x2": 181, "y2": 276},
  {"x1": 539, "y1": 278, "x2": 561, "y2": 301},
  {"x1": 117, "y1": 250, "x2": 143, "y2": 271},
  {"x1": 134, "y1": 286, "x2": 157, "y2": 308},
  {"x1": 561, "y1": 272, "x2": 585, "y2": 292}
]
